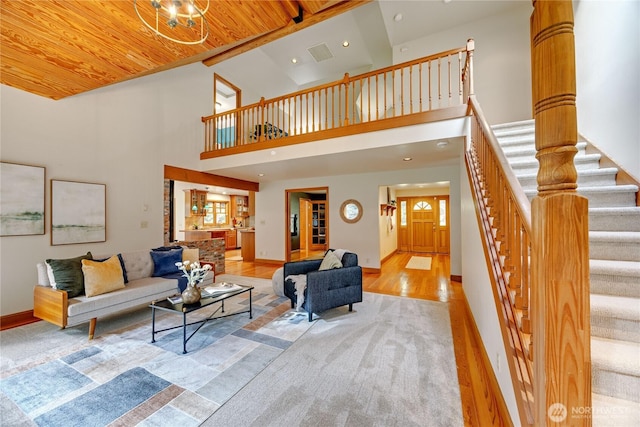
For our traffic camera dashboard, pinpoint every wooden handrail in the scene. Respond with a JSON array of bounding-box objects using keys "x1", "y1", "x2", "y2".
[
  {"x1": 202, "y1": 42, "x2": 474, "y2": 154},
  {"x1": 466, "y1": 95, "x2": 535, "y2": 427}
]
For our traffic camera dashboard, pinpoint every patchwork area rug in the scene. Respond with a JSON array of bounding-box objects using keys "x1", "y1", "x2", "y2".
[
  {"x1": 0, "y1": 275, "x2": 312, "y2": 427},
  {"x1": 405, "y1": 255, "x2": 432, "y2": 270}
]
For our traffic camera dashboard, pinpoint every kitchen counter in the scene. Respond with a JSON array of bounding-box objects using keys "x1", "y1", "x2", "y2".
[{"x1": 239, "y1": 229, "x2": 255, "y2": 261}]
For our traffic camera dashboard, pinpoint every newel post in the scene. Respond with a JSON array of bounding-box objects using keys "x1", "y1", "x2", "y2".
[{"x1": 530, "y1": 1, "x2": 591, "y2": 426}]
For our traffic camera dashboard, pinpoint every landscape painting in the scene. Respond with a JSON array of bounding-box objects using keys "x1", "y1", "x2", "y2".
[
  {"x1": 51, "y1": 180, "x2": 106, "y2": 245},
  {"x1": 0, "y1": 162, "x2": 45, "y2": 236}
]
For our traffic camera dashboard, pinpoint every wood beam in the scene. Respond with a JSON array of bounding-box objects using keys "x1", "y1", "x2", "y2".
[
  {"x1": 202, "y1": 1, "x2": 371, "y2": 67},
  {"x1": 164, "y1": 165, "x2": 259, "y2": 192},
  {"x1": 530, "y1": 1, "x2": 592, "y2": 425}
]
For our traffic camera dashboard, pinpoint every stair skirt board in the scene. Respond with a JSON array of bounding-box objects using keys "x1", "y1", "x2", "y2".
[{"x1": 492, "y1": 120, "x2": 640, "y2": 418}]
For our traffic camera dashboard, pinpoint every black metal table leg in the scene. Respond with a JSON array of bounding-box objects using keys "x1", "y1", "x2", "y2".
[
  {"x1": 183, "y1": 312, "x2": 187, "y2": 354},
  {"x1": 249, "y1": 289, "x2": 253, "y2": 319},
  {"x1": 151, "y1": 306, "x2": 156, "y2": 343}
]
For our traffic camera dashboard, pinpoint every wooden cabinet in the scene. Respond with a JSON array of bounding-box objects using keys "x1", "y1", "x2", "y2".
[
  {"x1": 311, "y1": 201, "x2": 327, "y2": 250},
  {"x1": 225, "y1": 229, "x2": 237, "y2": 249},
  {"x1": 248, "y1": 191, "x2": 255, "y2": 216},
  {"x1": 240, "y1": 230, "x2": 255, "y2": 261},
  {"x1": 185, "y1": 190, "x2": 208, "y2": 217},
  {"x1": 231, "y1": 195, "x2": 249, "y2": 218}
]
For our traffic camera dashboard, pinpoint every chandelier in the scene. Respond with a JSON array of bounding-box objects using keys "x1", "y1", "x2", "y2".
[{"x1": 134, "y1": 0, "x2": 209, "y2": 45}]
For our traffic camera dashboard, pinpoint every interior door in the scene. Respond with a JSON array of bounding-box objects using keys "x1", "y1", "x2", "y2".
[
  {"x1": 410, "y1": 197, "x2": 436, "y2": 252},
  {"x1": 300, "y1": 199, "x2": 311, "y2": 250}
]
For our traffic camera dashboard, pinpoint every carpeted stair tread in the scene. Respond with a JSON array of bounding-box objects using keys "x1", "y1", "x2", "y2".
[
  {"x1": 523, "y1": 185, "x2": 638, "y2": 207},
  {"x1": 591, "y1": 337, "x2": 640, "y2": 377},
  {"x1": 591, "y1": 294, "x2": 640, "y2": 322},
  {"x1": 590, "y1": 207, "x2": 640, "y2": 232},
  {"x1": 491, "y1": 119, "x2": 535, "y2": 132},
  {"x1": 502, "y1": 142, "x2": 587, "y2": 160},
  {"x1": 590, "y1": 231, "x2": 640, "y2": 262},
  {"x1": 591, "y1": 393, "x2": 640, "y2": 426},
  {"x1": 509, "y1": 153, "x2": 601, "y2": 174},
  {"x1": 590, "y1": 259, "x2": 640, "y2": 277}
]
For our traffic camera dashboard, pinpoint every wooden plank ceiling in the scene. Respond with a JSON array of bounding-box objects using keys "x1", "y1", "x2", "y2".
[{"x1": 0, "y1": 0, "x2": 368, "y2": 100}]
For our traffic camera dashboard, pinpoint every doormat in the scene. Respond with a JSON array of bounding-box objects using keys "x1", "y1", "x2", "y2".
[
  {"x1": 227, "y1": 256, "x2": 243, "y2": 261},
  {"x1": 405, "y1": 256, "x2": 432, "y2": 270}
]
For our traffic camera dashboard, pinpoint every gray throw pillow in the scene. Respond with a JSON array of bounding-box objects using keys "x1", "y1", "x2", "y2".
[{"x1": 319, "y1": 250, "x2": 343, "y2": 271}]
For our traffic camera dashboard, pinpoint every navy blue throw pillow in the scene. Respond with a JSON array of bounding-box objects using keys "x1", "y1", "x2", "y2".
[{"x1": 150, "y1": 248, "x2": 183, "y2": 277}]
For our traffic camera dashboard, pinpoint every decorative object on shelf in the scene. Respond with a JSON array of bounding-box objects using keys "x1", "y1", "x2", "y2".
[
  {"x1": 134, "y1": 0, "x2": 209, "y2": 45},
  {"x1": 340, "y1": 199, "x2": 363, "y2": 224},
  {"x1": 0, "y1": 162, "x2": 45, "y2": 236},
  {"x1": 51, "y1": 180, "x2": 106, "y2": 245},
  {"x1": 175, "y1": 260, "x2": 212, "y2": 304},
  {"x1": 379, "y1": 204, "x2": 396, "y2": 216}
]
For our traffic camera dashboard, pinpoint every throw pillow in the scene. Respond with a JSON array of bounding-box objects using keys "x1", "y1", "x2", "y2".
[
  {"x1": 82, "y1": 256, "x2": 126, "y2": 297},
  {"x1": 150, "y1": 247, "x2": 183, "y2": 277},
  {"x1": 95, "y1": 253, "x2": 129, "y2": 284},
  {"x1": 319, "y1": 250, "x2": 343, "y2": 271},
  {"x1": 45, "y1": 252, "x2": 93, "y2": 298}
]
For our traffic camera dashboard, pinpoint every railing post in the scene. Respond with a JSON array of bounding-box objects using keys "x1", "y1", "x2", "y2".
[
  {"x1": 259, "y1": 97, "x2": 266, "y2": 142},
  {"x1": 530, "y1": 1, "x2": 591, "y2": 426},
  {"x1": 466, "y1": 38, "x2": 474, "y2": 97},
  {"x1": 342, "y1": 73, "x2": 350, "y2": 126}
]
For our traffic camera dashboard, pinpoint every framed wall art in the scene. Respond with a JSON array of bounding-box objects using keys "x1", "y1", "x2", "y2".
[
  {"x1": 51, "y1": 179, "x2": 106, "y2": 245},
  {"x1": 0, "y1": 162, "x2": 46, "y2": 236}
]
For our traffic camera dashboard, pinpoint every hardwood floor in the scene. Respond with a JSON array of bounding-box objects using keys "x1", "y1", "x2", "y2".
[{"x1": 223, "y1": 250, "x2": 509, "y2": 426}]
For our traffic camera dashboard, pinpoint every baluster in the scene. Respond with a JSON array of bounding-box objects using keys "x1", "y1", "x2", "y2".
[
  {"x1": 428, "y1": 60, "x2": 432, "y2": 111},
  {"x1": 419, "y1": 62, "x2": 423, "y2": 112}
]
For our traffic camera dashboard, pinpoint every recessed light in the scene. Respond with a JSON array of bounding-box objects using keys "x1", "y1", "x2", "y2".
[
  {"x1": 436, "y1": 141, "x2": 449, "y2": 148},
  {"x1": 270, "y1": 150, "x2": 276, "y2": 155},
  {"x1": 291, "y1": 58, "x2": 297, "y2": 64},
  {"x1": 258, "y1": 173, "x2": 265, "y2": 177},
  {"x1": 394, "y1": 13, "x2": 403, "y2": 22},
  {"x1": 342, "y1": 40, "x2": 349, "y2": 48},
  {"x1": 403, "y1": 157, "x2": 412, "y2": 161},
  {"x1": 400, "y1": 47, "x2": 408, "y2": 53}
]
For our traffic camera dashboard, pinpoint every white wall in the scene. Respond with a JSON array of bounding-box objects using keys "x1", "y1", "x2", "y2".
[
  {"x1": 0, "y1": 62, "x2": 215, "y2": 314},
  {"x1": 393, "y1": 3, "x2": 533, "y2": 125},
  {"x1": 254, "y1": 164, "x2": 462, "y2": 276},
  {"x1": 459, "y1": 156, "x2": 519, "y2": 423},
  {"x1": 378, "y1": 186, "x2": 397, "y2": 262},
  {"x1": 574, "y1": 0, "x2": 640, "y2": 178}
]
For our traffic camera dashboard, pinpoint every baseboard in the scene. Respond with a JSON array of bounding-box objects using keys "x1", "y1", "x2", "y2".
[
  {"x1": 254, "y1": 258, "x2": 285, "y2": 266},
  {"x1": 380, "y1": 250, "x2": 397, "y2": 264},
  {"x1": 459, "y1": 290, "x2": 514, "y2": 426},
  {"x1": 451, "y1": 274, "x2": 462, "y2": 283},
  {"x1": 362, "y1": 267, "x2": 381, "y2": 274},
  {"x1": 0, "y1": 310, "x2": 40, "y2": 331}
]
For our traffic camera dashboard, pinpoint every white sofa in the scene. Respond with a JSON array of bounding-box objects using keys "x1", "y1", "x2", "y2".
[{"x1": 34, "y1": 249, "x2": 214, "y2": 339}]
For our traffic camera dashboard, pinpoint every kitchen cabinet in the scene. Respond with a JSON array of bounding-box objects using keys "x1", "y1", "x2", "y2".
[
  {"x1": 185, "y1": 190, "x2": 208, "y2": 217},
  {"x1": 240, "y1": 230, "x2": 255, "y2": 261},
  {"x1": 231, "y1": 195, "x2": 249, "y2": 218},
  {"x1": 311, "y1": 202, "x2": 327, "y2": 250},
  {"x1": 225, "y1": 229, "x2": 237, "y2": 249}
]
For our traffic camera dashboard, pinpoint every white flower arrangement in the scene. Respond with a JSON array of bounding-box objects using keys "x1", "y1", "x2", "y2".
[{"x1": 175, "y1": 260, "x2": 212, "y2": 286}]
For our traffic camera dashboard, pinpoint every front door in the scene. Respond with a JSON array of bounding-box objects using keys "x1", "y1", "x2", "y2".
[{"x1": 410, "y1": 197, "x2": 437, "y2": 252}]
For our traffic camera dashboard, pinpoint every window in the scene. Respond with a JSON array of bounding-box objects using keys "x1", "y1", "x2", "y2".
[
  {"x1": 400, "y1": 200, "x2": 407, "y2": 226},
  {"x1": 439, "y1": 199, "x2": 447, "y2": 226},
  {"x1": 214, "y1": 202, "x2": 229, "y2": 225},
  {"x1": 413, "y1": 201, "x2": 432, "y2": 211}
]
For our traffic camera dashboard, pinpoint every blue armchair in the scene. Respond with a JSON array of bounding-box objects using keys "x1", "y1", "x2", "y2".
[{"x1": 283, "y1": 250, "x2": 363, "y2": 321}]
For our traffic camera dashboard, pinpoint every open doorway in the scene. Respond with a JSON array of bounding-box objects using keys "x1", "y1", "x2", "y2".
[{"x1": 285, "y1": 187, "x2": 328, "y2": 262}]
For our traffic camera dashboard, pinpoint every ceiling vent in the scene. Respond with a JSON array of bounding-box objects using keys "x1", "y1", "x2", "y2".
[{"x1": 307, "y1": 43, "x2": 334, "y2": 62}]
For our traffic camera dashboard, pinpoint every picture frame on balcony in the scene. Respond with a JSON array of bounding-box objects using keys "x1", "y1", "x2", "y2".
[
  {"x1": 51, "y1": 179, "x2": 106, "y2": 245},
  {"x1": 0, "y1": 162, "x2": 46, "y2": 236}
]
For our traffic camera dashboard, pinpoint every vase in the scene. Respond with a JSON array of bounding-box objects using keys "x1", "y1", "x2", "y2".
[{"x1": 181, "y1": 283, "x2": 201, "y2": 304}]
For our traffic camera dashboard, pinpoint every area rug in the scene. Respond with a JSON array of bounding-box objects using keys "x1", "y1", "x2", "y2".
[
  {"x1": 0, "y1": 275, "x2": 312, "y2": 427},
  {"x1": 202, "y1": 292, "x2": 463, "y2": 426},
  {"x1": 405, "y1": 255, "x2": 432, "y2": 270}
]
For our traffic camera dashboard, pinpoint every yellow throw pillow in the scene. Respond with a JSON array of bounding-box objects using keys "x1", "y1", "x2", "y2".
[
  {"x1": 182, "y1": 248, "x2": 200, "y2": 264},
  {"x1": 82, "y1": 256, "x2": 126, "y2": 297}
]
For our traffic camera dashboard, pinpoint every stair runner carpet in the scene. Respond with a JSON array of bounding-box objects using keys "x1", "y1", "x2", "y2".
[{"x1": 492, "y1": 120, "x2": 640, "y2": 426}]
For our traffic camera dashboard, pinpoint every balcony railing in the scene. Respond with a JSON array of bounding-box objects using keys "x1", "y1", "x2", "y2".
[{"x1": 202, "y1": 40, "x2": 475, "y2": 157}]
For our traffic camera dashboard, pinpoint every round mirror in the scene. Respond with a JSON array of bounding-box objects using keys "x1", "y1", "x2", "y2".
[{"x1": 340, "y1": 199, "x2": 363, "y2": 224}]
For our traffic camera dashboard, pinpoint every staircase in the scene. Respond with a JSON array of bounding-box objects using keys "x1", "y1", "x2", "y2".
[{"x1": 492, "y1": 120, "x2": 640, "y2": 425}]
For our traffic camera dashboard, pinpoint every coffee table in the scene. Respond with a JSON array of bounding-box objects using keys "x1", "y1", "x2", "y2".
[{"x1": 149, "y1": 283, "x2": 253, "y2": 354}]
